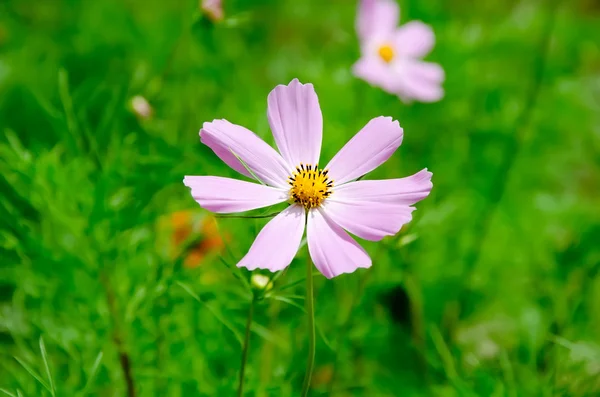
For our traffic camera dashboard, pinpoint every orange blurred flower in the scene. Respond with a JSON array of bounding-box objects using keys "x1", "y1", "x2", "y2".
[{"x1": 169, "y1": 210, "x2": 225, "y2": 268}]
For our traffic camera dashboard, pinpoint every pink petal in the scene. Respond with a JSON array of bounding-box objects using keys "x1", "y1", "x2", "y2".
[
  {"x1": 332, "y1": 169, "x2": 433, "y2": 204},
  {"x1": 393, "y1": 21, "x2": 435, "y2": 58},
  {"x1": 237, "y1": 205, "x2": 306, "y2": 272},
  {"x1": 201, "y1": 119, "x2": 292, "y2": 188},
  {"x1": 322, "y1": 201, "x2": 414, "y2": 241},
  {"x1": 267, "y1": 79, "x2": 323, "y2": 167},
  {"x1": 307, "y1": 209, "x2": 372, "y2": 278},
  {"x1": 357, "y1": 0, "x2": 399, "y2": 43},
  {"x1": 396, "y1": 60, "x2": 445, "y2": 102},
  {"x1": 353, "y1": 56, "x2": 403, "y2": 94},
  {"x1": 201, "y1": 0, "x2": 223, "y2": 21},
  {"x1": 322, "y1": 169, "x2": 432, "y2": 241},
  {"x1": 183, "y1": 176, "x2": 288, "y2": 213},
  {"x1": 325, "y1": 116, "x2": 403, "y2": 185}
]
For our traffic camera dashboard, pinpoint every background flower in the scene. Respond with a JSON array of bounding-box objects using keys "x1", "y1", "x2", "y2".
[{"x1": 354, "y1": 0, "x2": 445, "y2": 102}]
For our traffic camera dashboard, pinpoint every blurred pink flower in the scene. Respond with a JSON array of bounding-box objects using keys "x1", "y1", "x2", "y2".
[
  {"x1": 130, "y1": 95, "x2": 153, "y2": 120},
  {"x1": 353, "y1": 0, "x2": 444, "y2": 102},
  {"x1": 184, "y1": 79, "x2": 432, "y2": 278},
  {"x1": 201, "y1": 0, "x2": 223, "y2": 22}
]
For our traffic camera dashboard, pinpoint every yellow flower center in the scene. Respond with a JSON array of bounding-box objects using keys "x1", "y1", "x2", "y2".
[
  {"x1": 378, "y1": 44, "x2": 394, "y2": 63},
  {"x1": 288, "y1": 164, "x2": 333, "y2": 209}
]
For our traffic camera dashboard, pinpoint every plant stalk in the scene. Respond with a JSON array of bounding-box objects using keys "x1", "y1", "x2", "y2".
[
  {"x1": 300, "y1": 259, "x2": 316, "y2": 397},
  {"x1": 237, "y1": 297, "x2": 255, "y2": 397}
]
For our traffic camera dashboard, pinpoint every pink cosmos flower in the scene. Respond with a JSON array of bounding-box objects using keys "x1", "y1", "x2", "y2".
[
  {"x1": 184, "y1": 79, "x2": 432, "y2": 278},
  {"x1": 201, "y1": 0, "x2": 223, "y2": 22},
  {"x1": 353, "y1": 0, "x2": 445, "y2": 103}
]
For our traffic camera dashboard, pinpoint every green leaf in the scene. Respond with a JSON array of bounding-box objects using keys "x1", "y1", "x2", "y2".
[
  {"x1": 250, "y1": 322, "x2": 288, "y2": 350},
  {"x1": 81, "y1": 351, "x2": 103, "y2": 395},
  {"x1": 0, "y1": 389, "x2": 17, "y2": 397},
  {"x1": 176, "y1": 281, "x2": 243, "y2": 346},
  {"x1": 266, "y1": 295, "x2": 334, "y2": 352},
  {"x1": 229, "y1": 149, "x2": 266, "y2": 185},
  {"x1": 13, "y1": 357, "x2": 51, "y2": 393},
  {"x1": 215, "y1": 211, "x2": 280, "y2": 220},
  {"x1": 277, "y1": 271, "x2": 320, "y2": 291},
  {"x1": 217, "y1": 256, "x2": 252, "y2": 293},
  {"x1": 57, "y1": 68, "x2": 81, "y2": 153},
  {"x1": 269, "y1": 295, "x2": 305, "y2": 312},
  {"x1": 39, "y1": 337, "x2": 56, "y2": 397}
]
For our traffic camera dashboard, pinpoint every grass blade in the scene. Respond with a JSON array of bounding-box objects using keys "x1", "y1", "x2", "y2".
[
  {"x1": 16, "y1": 391, "x2": 24, "y2": 397},
  {"x1": 57, "y1": 68, "x2": 81, "y2": 153},
  {"x1": 277, "y1": 271, "x2": 320, "y2": 291},
  {"x1": 13, "y1": 357, "x2": 51, "y2": 393},
  {"x1": 250, "y1": 322, "x2": 288, "y2": 350},
  {"x1": 39, "y1": 337, "x2": 56, "y2": 397},
  {"x1": 177, "y1": 281, "x2": 243, "y2": 346},
  {"x1": 215, "y1": 211, "x2": 280, "y2": 219},
  {"x1": 267, "y1": 295, "x2": 334, "y2": 351},
  {"x1": 229, "y1": 149, "x2": 265, "y2": 185},
  {"x1": 81, "y1": 351, "x2": 103, "y2": 395},
  {"x1": 269, "y1": 295, "x2": 305, "y2": 312},
  {"x1": 0, "y1": 389, "x2": 16, "y2": 397}
]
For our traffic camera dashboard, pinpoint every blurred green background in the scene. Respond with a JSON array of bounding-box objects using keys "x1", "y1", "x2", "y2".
[{"x1": 1, "y1": 0, "x2": 600, "y2": 395}]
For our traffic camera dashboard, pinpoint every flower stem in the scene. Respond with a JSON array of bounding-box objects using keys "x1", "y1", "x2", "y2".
[
  {"x1": 300, "y1": 259, "x2": 315, "y2": 397},
  {"x1": 237, "y1": 297, "x2": 254, "y2": 397}
]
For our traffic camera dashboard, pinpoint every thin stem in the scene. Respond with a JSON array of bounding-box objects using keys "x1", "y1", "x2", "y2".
[
  {"x1": 100, "y1": 272, "x2": 136, "y2": 397},
  {"x1": 300, "y1": 259, "x2": 316, "y2": 397},
  {"x1": 237, "y1": 297, "x2": 255, "y2": 397}
]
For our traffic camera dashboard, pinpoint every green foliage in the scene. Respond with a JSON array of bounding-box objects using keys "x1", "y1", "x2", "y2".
[{"x1": 1, "y1": 0, "x2": 599, "y2": 395}]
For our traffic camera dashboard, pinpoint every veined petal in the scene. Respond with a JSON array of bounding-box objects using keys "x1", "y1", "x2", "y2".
[
  {"x1": 307, "y1": 209, "x2": 371, "y2": 279},
  {"x1": 322, "y1": 201, "x2": 414, "y2": 241},
  {"x1": 322, "y1": 169, "x2": 432, "y2": 241},
  {"x1": 267, "y1": 79, "x2": 323, "y2": 167},
  {"x1": 332, "y1": 169, "x2": 433, "y2": 204},
  {"x1": 325, "y1": 116, "x2": 403, "y2": 185},
  {"x1": 393, "y1": 21, "x2": 436, "y2": 58},
  {"x1": 201, "y1": 119, "x2": 292, "y2": 188},
  {"x1": 357, "y1": 0, "x2": 399, "y2": 43},
  {"x1": 237, "y1": 205, "x2": 305, "y2": 272},
  {"x1": 183, "y1": 176, "x2": 288, "y2": 213}
]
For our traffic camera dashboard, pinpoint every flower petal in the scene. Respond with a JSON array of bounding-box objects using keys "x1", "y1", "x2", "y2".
[
  {"x1": 183, "y1": 176, "x2": 289, "y2": 213},
  {"x1": 322, "y1": 169, "x2": 432, "y2": 241},
  {"x1": 325, "y1": 116, "x2": 403, "y2": 185},
  {"x1": 357, "y1": 0, "x2": 399, "y2": 43},
  {"x1": 332, "y1": 168, "x2": 433, "y2": 204},
  {"x1": 395, "y1": 60, "x2": 445, "y2": 102},
  {"x1": 307, "y1": 209, "x2": 371, "y2": 278},
  {"x1": 393, "y1": 21, "x2": 435, "y2": 58},
  {"x1": 267, "y1": 79, "x2": 323, "y2": 167},
  {"x1": 201, "y1": 119, "x2": 292, "y2": 188},
  {"x1": 353, "y1": 56, "x2": 403, "y2": 94},
  {"x1": 237, "y1": 205, "x2": 305, "y2": 272}
]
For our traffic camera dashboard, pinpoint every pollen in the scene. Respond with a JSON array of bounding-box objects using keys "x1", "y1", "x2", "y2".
[
  {"x1": 378, "y1": 44, "x2": 394, "y2": 63},
  {"x1": 288, "y1": 164, "x2": 333, "y2": 209}
]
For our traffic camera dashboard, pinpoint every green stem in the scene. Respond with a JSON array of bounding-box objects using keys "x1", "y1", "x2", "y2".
[
  {"x1": 300, "y1": 259, "x2": 316, "y2": 397},
  {"x1": 237, "y1": 297, "x2": 254, "y2": 397}
]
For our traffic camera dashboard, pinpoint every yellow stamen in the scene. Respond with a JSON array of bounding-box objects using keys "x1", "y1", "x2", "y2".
[
  {"x1": 288, "y1": 164, "x2": 333, "y2": 209},
  {"x1": 378, "y1": 44, "x2": 394, "y2": 63}
]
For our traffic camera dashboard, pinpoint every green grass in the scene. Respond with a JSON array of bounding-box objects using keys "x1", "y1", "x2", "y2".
[{"x1": 1, "y1": 0, "x2": 600, "y2": 395}]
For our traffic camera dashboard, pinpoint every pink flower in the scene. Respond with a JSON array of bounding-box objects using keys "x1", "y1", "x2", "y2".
[
  {"x1": 184, "y1": 79, "x2": 432, "y2": 278},
  {"x1": 353, "y1": 0, "x2": 444, "y2": 103},
  {"x1": 201, "y1": 0, "x2": 223, "y2": 22}
]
